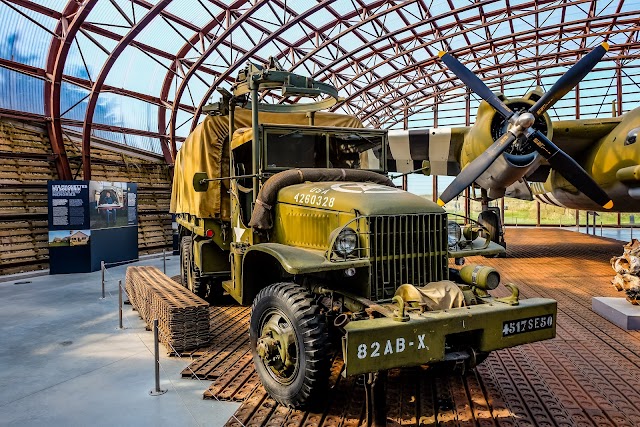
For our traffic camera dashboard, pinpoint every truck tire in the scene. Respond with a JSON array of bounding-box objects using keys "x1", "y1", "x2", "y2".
[
  {"x1": 180, "y1": 236, "x2": 192, "y2": 287},
  {"x1": 478, "y1": 210, "x2": 506, "y2": 258},
  {"x1": 187, "y1": 263, "x2": 206, "y2": 299},
  {"x1": 250, "y1": 283, "x2": 330, "y2": 408},
  {"x1": 180, "y1": 235, "x2": 206, "y2": 298}
]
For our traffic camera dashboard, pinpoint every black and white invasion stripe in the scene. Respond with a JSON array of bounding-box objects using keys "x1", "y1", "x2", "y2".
[{"x1": 388, "y1": 128, "x2": 460, "y2": 175}]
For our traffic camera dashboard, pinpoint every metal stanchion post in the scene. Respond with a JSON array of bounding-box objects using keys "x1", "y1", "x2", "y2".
[
  {"x1": 585, "y1": 212, "x2": 589, "y2": 234},
  {"x1": 149, "y1": 319, "x2": 167, "y2": 396},
  {"x1": 118, "y1": 280, "x2": 123, "y2": 330},
  {"x1": 162, "y1": 248, "x2": 166, "y2": 274},
  {"x1": 101, "y1": 261, "x2": 105, "y2": 299}
]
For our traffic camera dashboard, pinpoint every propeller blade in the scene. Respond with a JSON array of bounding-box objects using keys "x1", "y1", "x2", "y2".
[
  {"x1": 529, "y1": 42, "x2": 609, "y2": 118},
  {"x1": 529, "y1": 130, "x2": 613, "y2": 209},
  {"x1": 439, "y1": 51, "x2": 513, "y2": 119},
  {"x1": 437, "y1": 132, "x2": 517, "y2": 206}
]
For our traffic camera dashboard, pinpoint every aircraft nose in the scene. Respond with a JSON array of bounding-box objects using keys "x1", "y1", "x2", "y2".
[{"x1": 516, "y1": 112, "x2": 536, "y2": 129}]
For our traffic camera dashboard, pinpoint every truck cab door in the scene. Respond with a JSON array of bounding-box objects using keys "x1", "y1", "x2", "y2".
[{"x1": 231, "y1": 141, "x2": 254, "y2": 226}]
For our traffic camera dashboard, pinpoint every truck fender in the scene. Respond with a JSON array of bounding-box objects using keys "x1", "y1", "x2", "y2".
[
  {"x1": 193, "y1": 239, "x2": 231, "y2": 275},
  {"x1": 241, "y1": 243, "x2": 369, "y2": 305}
]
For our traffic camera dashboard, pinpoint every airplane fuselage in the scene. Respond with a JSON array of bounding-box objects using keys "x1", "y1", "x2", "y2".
[{"x1": 529, "y1": 107, "x2": 640, "y2": 212}]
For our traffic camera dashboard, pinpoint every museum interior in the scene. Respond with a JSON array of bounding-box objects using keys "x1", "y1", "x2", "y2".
[{"x1": 1, "y1": 1, "x2": 640, "y2": 426}]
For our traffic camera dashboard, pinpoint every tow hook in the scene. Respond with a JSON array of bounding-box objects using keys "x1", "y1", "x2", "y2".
[
  {"x1": 392, "y1": 295, "x2": 410, "y2": 322},
  {"x1": 496, "y1": 283, "x2": 520, "y2": 305}
]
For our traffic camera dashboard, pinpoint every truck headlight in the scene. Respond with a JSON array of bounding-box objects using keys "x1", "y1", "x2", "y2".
[
  {"x1": 448, "y1": 222, "x2": 462, "y2": 248},
  {"x1": 332, "y1": 227, "x2": 358, "y2": 257}
]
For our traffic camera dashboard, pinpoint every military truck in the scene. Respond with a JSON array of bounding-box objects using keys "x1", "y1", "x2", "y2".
[{"x1": 170, "y1": 60, "x2": 557, "y2": 408}]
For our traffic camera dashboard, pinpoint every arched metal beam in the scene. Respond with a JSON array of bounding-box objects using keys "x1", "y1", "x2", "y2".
[
  {"x1": 334, "y1": 11, "x2": 637, "y2": 119},
  {"x1": 1, "y1": 56, "x2": 196, "y2": 114},
  {"x1": 167, "y1": 0, "x2": 272, "y2": 152},
  {"x1": 43, "y1": 0, "x2": 84, "y2": 180},
  {"x1": 45, "y1": 0, "x2": 97, "y2": 180},
  {"x1": 186, "y1": 0, "x2": 336, "y2": 137},
  {"x1": 81, "y1": 0, "x2": 173, "y2": 179},
  {"x1": 272, "y1": 0, "x2": 432, "y2": 109},
  {"x1": 323, "y1": 0, "x2": 563, "y2": 91},
  {"x1": 323, "y1": 3, "x2": 550, "y2": 112},
  {"x1": 367, "y1": 49, "x2": 633, "y2": 128},
  {"x1": 383, "y1": 61, "x2": 636, "y2": 129},
  {"x1": 296, "y1": 0, "x2": 509, "y2": 80},
  {"x1": 363, "y1": 23, "x2": 636, "y2": 124},
  {"x1": 287, "y1": 0, "x2": 582, "y2": 118},
  {"x1": 19, "y1": 0, "x2": 220, "y2": 78},
  {"x1": 157, "y1": 0, "x2": 249, "y2": 160},
  {"x1": 366, "y1": 46, "x2": 632, "y2": 129}
]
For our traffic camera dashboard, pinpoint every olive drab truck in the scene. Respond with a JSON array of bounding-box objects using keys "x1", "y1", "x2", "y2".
[{"x1": 170, "y1": 59, "x2": 557, "y2": 409}]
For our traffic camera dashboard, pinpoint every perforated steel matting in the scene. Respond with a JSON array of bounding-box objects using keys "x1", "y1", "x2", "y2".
[{"x1": 181, "y1": 228, "x2": 640, "y2": 426}]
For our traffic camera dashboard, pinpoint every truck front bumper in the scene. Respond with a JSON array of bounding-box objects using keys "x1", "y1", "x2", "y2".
[{"x1": 342, "y1": 298, "x2": 556, "y2": 376}]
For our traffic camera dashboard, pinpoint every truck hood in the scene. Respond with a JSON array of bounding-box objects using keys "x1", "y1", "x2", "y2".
[{"x1": 277, "y1": 181, "x2": 444, "y2": 215}]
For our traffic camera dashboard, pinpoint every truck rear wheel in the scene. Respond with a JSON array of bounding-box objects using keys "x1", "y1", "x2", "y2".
[
  {"x1": 180, "y1": 236, "x2": 191, "y2": 287},
  {"x1": 180, "y1": 235, "x2": 206, "y2": 298},
  {"x1": 250, "y1": 283, "x2": 329, "y2": 408}
]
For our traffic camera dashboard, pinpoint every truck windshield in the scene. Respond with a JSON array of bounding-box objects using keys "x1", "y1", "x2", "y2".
[
  {"x1": 264, "y1": 129, "x2": 385, "y2": 171},
  {"x1": 330, "y1": 133, "x2": 384, "y2": 170},
  {"x1": 265, "y1": 131, "x2": 326, "y2": 168}
]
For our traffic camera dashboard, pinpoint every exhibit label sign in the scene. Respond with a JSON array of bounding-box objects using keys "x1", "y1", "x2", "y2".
[{"x1": 48, "y1": 180, "x2": 138, "y2": 274}]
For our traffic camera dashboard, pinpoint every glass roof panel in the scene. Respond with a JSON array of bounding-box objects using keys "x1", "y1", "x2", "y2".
[
  {"x1": 0, "y1": 68, "x2": 44, "y2": 114},
  {"x1": 0, "y1": 0, "x2": 636, "y2": 154},
  {"x1": 0, "y1": 4, "x2": 55, "y2": 69}
]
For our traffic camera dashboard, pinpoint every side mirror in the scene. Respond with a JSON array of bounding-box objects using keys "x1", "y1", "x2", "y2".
[
  {"x1": 193, "y1": 172, "x2": 210, "y2": 192},
  {"x1": 421, "y1": 160, "x2": 431, "y2": 176}
]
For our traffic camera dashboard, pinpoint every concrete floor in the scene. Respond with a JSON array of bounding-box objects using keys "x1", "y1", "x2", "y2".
[
  {"x1": 0, "y1": 226, "x2": 631, "y2": 427},
  {"x1": 0, "y1": 256, "x2": 239, "y2": 427}
]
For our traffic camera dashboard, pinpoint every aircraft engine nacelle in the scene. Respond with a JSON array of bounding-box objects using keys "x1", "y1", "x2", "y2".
[{"x1": 461, "y1": 90, "x2": 553, "y2": 199}]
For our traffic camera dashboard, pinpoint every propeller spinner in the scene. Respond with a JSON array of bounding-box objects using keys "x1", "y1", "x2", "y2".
[{"x1": 436, "y1": 42, "x2": 613, "y2": 210}]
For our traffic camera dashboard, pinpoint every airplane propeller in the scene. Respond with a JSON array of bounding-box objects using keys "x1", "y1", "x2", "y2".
[{"x1": 436, "y1": 42, "x2": 613, "y2": 210}]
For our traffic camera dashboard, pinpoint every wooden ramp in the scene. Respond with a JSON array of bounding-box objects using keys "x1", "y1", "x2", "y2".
[{"x1": 182, "y1": 228, "x2": 640, "y2": 427}]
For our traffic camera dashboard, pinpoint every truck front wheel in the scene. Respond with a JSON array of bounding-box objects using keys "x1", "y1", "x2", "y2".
[
  {"x1": 250, "y1": 283, "x2": 330, "y2": 408},
  {"x1": 478, "y1": 209, "x2": 506, "y2": 257}
]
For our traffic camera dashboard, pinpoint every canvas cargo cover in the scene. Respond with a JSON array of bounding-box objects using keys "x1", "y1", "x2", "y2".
[{"x1": 170, "y1": 108, "x2": 363, "y2": 219}]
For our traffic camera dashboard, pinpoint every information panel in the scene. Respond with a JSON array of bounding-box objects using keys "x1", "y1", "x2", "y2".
[{"x1": 48, "y1": 180, "x2": 138, "y2": 274}]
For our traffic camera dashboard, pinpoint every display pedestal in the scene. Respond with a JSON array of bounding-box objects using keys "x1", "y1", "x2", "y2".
[{"x1": 592, "y1": 297, "x2": 640, "y2": 330}]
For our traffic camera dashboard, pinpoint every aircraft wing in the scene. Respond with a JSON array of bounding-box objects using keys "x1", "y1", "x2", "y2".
[{"x1": 550, "y1": 116, "x2": 622, "y2": 157}]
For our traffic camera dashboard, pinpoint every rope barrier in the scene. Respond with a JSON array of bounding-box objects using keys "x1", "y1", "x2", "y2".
[
  {"x1": 103, "y1": 263, "x2": 247, "y2": 427},
  {"x1": 101, "y1": 249, "x2": 169, "y2": 295},
  {"x1": 103, "y1": 258, "x2": 141, "y2": 268}
]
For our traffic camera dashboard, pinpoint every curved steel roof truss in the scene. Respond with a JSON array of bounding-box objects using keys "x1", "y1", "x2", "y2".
[{"x1": 0, "y1": 0, "x2": 638, "y2": 173}]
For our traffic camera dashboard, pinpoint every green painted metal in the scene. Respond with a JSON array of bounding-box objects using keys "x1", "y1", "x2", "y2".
[
  {"x1": 277, "y1": 182, "x2": 444, "y2": 216},
  {"x1": 244, "y1": 243, "x2": 369, "y2": 275},
  {"x1": 230, "y1": 60, "x2": 341, "y2": 114},
  {"x1": 176, "y1": 63, "x2": 557, "y2": 384},
  {"x1": 459, "y1": 264, "x2": 500, "y2": 290},
  {"x1": 193, "y1": 239, "x2": 231, "y2": 275},
  {"x1": 343, "y1": 297, "x2": 556, "y2": 376}
]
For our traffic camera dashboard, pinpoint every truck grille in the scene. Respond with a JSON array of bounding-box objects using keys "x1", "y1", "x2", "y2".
[{"x1": 367, "y1": 214, "x2": 448, "y2": 301}]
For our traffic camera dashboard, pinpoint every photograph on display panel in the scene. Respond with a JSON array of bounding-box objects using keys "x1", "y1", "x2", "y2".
[
  {"x1": 48, "y1": 230, "x2": 91, "y2": 247},
  {"x1": 89, "y1": 181, "x2": 136, "y2": 229}
]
